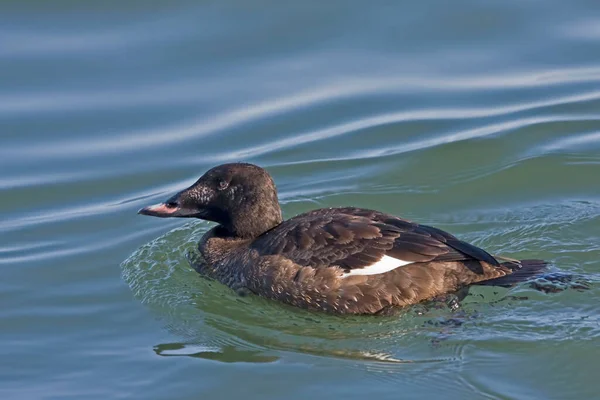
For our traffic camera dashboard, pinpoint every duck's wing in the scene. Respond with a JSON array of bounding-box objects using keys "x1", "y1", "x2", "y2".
[{"x1": 251, "y1": 207, "x2": 500, "y2": 276}]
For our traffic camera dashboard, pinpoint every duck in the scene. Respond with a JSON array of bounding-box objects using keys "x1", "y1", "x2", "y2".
[{"x1": 138, "y1": 162, "x2": 547, "y2": 315}]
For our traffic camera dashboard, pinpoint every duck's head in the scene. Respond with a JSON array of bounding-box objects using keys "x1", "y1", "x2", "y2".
[{"x1": 138, "y1": 163, "x2": 283, "y2": 239}]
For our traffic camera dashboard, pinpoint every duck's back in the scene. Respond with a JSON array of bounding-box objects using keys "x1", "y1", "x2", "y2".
[{"x1": 252, "y1": 207, "x2": 499, "y2": 270}]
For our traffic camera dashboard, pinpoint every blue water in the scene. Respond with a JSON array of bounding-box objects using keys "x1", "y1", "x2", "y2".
[{"x1": 1, "y1": 1, "x2": 600, "y2": 399}]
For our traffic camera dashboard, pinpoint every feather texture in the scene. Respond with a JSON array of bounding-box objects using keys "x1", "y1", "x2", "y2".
[{"x1": 252, "y1": 207, "x2": 500, "y2": 274}]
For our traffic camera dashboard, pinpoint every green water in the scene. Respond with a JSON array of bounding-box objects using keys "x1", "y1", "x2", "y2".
[{"x1": 2, "y1": 1, "x2": 600, "y2": 399}]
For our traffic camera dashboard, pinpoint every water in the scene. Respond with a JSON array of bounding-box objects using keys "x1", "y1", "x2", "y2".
[{"x1": 2, "y1": 1, "x2": 600, "y2": 398}]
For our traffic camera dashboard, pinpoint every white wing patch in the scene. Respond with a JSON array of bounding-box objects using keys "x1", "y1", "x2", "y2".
[{"x1": 341, "y1": 255, "x2": 413, "y2": 278}]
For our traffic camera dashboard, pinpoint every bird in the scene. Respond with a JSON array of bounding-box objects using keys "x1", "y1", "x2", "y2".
[{"x1": 138, "y1": 162, "x2": 547, "y2": 315}]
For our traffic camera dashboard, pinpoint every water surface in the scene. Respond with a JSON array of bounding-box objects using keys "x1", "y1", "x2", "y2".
[{"x1": 1, "y1": 1, "x2": 600, "y2": 399}]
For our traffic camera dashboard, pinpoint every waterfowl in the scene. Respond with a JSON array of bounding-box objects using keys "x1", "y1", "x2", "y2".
[{"x1": 138, "y1": 163, "x2": 547, "y2": 315}]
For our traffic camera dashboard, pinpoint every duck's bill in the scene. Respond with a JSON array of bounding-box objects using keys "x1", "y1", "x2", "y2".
[{"x1": 137, "y1": 203, "x2": 198, "y2": 218}]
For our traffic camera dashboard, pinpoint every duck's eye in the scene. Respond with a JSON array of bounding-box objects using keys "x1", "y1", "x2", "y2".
[
  {"x1": 218, "y1": 180, "x2": 229, "y2": 190},
  {"x1": 165, "y1": 201, "x2": 179, "y2": 208}
]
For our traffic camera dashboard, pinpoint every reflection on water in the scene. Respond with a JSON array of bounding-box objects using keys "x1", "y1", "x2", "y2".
[{"x1": 153, "y1": 343, "x2": 280, "y2": 364}]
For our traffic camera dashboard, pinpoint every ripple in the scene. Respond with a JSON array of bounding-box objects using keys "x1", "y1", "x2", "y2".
[
  {"x1": 541, "y1": 131, "x2": 600, "y2": 152},
  {"x1": 4, "y1": 67, "x2": 600, "y2": 116},
  {"x1": 217, "y1": 113, "x2": 600, "y2": 167}
]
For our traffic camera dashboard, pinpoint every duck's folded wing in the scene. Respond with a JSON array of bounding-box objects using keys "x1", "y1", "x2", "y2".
[{"x1": 251, "y1": 209, "x2": 500, "y2": 276}]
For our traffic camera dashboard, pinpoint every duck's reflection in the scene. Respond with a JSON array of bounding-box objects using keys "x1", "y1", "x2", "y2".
[{"x1": 153, "y1": 342, "x2": 280, "y2": 363}]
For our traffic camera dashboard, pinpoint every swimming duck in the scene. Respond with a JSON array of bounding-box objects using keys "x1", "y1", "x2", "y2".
[{"x1": 138, "y1": 163, "x2": 546, "y2": 315}]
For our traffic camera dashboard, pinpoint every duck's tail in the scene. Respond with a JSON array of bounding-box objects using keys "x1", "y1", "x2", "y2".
[{"x1": 476, "y1": 258, "x2": 548, "y2": 287}]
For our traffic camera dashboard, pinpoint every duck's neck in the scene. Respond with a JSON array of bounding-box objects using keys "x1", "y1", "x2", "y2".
[{"x1": 224, "y1": 200, "x2": 283, "y2": 240}]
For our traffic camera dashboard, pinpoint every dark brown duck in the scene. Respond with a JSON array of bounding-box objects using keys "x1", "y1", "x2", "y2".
[{"x1": 138, "y1": 163, "x2": 547, "y2": 315}]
